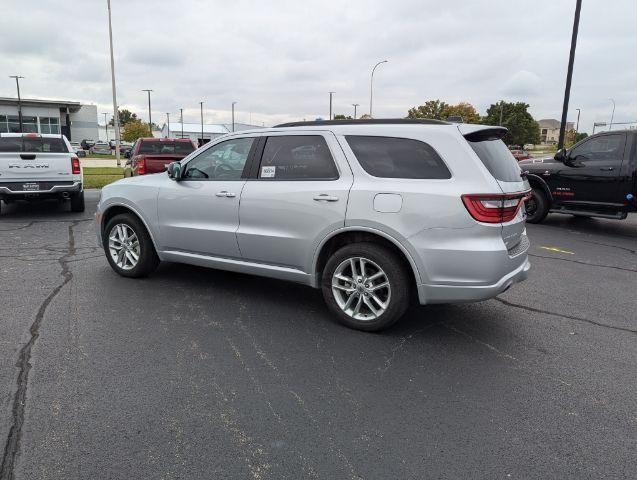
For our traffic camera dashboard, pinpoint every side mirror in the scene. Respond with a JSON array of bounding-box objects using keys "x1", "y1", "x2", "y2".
[
  {"x1": 167, "y1": 161, "x2": 182, "y2": 181},
  {"x1": 124, "y1": 150, "x2": 131, "y2": 159},
  {"x1": 77, "y1": 150, "x2": 86, "y2": 158},
  {"x1": 554, "y1": 148, "x2": 567, "y2": 162}
]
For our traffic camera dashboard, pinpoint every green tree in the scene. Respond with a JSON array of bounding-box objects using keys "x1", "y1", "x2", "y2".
[
  {"x1": 407, "y1": 100, "x2": 449, "y2": 120},
  {"x1": 110, "y1": 109, "x2": 140, "y2": 126},
  {"x1": 333, "y1": 114, "x2": 353, "y2": 120},
  {"x1": 121, "y1": 121, "x2": 151, "y2": 142},
  {"x1": 482, "y1": 101, "x2": 540, "y2": 146},
  {"x1": 407, "y1": 100, "x2": 481, "y2": 123}
]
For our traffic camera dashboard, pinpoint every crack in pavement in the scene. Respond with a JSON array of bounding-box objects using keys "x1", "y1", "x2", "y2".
[
  {"x1": 528, "y1": 253, "x2": 637, "y2": 273},
  {"x1": 0, "y1": 220, "x2": 79, "y2": 480},
  {"x1": 494, "y1": 297, "x2": 637, "y2": 335},
  {"x1": 579, "y1": 239, "x2": 637, "y2": 255}
]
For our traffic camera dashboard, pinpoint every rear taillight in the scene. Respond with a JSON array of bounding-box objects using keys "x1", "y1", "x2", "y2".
[
  {"x1": 462, "y1": 191, "x2": 530, "y2": 223},
  {"x1": 71, "y1": 155, "x2": 81, "y2": 174},
  {"x1": 137, "y1": 156, "x2": 146, "y2": 175}
]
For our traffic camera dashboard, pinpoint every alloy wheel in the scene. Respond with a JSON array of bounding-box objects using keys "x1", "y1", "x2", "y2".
[
  {"x1": 108, "y1": 223, "x2": 141, "y2": 270},
  {"x1": 331, "y1": 256, "x2": 391, "y2": 321}
]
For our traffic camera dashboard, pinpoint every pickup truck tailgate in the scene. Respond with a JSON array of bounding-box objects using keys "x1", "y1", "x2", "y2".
[{"x1": 0, "y1": 152, "x2": 74, "y2": 183}]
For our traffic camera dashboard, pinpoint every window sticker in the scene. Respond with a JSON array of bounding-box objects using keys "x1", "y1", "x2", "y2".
[{"x1": 261, "y1": 165, "x2": 276, "y2": 178}]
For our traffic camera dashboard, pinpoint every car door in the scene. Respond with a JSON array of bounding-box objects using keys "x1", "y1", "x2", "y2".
[
  {"x1": 157, "y1": 135, "x2": 258, "y2": 258},
  {"x1": 237, "y1": 132, "x2": 353, "y2": 271},
  {"x1": 554, "y1": 133, "x2": 627, "y2": 204}
]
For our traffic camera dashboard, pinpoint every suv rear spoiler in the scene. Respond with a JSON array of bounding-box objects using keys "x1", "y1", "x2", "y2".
[{"x1": 458, "y1": 125, "x2": 508, "y2": 142}]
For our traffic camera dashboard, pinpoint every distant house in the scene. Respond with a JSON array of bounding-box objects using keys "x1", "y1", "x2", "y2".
[{"x1": 538, "y1": 119, "x2": 574, "y2": 144}]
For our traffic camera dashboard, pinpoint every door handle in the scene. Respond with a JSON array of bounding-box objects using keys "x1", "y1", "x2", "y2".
[
  {"x1": 313, "y1": 194, "x2": 339, "y2": 202},
  {"x1": 216, "y1": 191, "x2": 236, "y2": 198},
  {"x1": 599, "y1": 167, "x2": 614, "y2": 171}
]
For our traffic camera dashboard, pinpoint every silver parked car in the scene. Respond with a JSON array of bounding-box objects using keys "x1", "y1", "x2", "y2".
[{"x1": 95, "y1": 119, "x2": 530, "y2": 331}]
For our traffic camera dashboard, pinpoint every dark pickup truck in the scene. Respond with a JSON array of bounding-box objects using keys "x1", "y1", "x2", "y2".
[
  {"x1": 124, "y1": 138, "x2": 196, "y2": 177},
  {"x1": 520, "y1": 130, "x2": 637, "y2": 223}
]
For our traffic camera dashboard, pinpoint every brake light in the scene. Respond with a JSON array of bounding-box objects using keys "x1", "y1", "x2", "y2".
[
  {"x1": 71, "y1": 155, "x2": 81, "y2": 174},
  {"x1": 462, "y1": 191, "x2": 530, "y2": 223},
  {"x1": 137, "y1": 156, "x2": 146, "y2": 175}
]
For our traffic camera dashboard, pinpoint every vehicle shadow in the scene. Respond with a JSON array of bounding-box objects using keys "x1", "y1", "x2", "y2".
[
  {"x1": 0, "y1": 198, "x2": 86, "y2": 221},
  {"x1": 540, "y1": 213, "x2": 637, "y2": 238}
]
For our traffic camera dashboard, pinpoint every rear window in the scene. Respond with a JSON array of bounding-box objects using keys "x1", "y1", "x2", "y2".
[
  {"x1": 345, "y1": 136, "x2": 451, "y2": 179},
  {"x1": 0, "y1": 137, "x2": 68, "y2": 153},
  {"x1": 467, "y1": 138, "x2": 521, "y2": 182},
  {"x1": 139, "y1": 140, "x2": 194, "y2": 155}
]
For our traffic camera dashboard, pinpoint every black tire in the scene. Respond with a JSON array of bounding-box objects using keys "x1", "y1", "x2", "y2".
[
  {"x1": 103, "y1": 213, "x2": 159, "y2": 278},
  {"x1": 525, "y1": 188, "x2": 550, "y2": 224},
  {"x1": 70, "y1": 191, "x2": 85, "y2": 212},
  {"x1": 322, "y1": 242, "x2": 410, "y2": 332}
]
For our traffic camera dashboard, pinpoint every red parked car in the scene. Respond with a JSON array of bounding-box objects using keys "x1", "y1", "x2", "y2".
[
  {"x1": 510, "y1": 149, "x2": 531, "y2": 161},
  {"x1": 124, "y1": 138, "x2": 196, "y2": 176}
]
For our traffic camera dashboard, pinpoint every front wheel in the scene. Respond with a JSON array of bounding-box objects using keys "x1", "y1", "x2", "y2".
[
  {"x1": 322, "y1": 242, "x2": 410, "y2": 332},
  {"x1": 525, "y1": 188, "x2": 550, "y2": 224},
  {"x1": 103, "y1": 213, "x2": 159, "y2": 278}
]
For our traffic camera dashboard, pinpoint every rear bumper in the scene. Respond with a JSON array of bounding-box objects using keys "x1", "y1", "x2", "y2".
[
  {"x1": 417, "y1": 256, "x2": 530, "y2": 304},
  {"x1": 0, "y1": 181, "x2": 82, "y2": 196}
]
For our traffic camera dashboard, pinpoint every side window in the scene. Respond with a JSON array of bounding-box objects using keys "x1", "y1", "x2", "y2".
[
  {"x1": 346, "y1": 136, "x2": 451, "y2": 179},
  {"x1": 258, "y1": 135, "x2": 339, "y2": 180},
  {"x1": 183, "y1": 137, "x2": 254, "y2": 180},
  {"x1": 570, "y1": 134, "x2": 624, "y2": 162}
]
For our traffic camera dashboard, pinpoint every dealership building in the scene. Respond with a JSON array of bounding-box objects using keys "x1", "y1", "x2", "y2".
[{"x1": 0, "y1": 97, "x2": 98, "y2": 141}]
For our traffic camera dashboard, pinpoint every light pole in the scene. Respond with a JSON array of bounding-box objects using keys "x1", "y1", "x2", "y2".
[
  {"x1": 557, "y1": 0, "x2": 582, "y2": 150},
  {"x1": 180, "y1": 108, "x2": 183, "y2": 138},
  {"x1": 142, "y1": 89, "x2": 153, "y2": 136},
  {"x1": 106, "y1": 0, "x2": 121, "y2": 166},
  {"x1": 329, "y1": 92, "x2": 335, "y2": 120},
  {"x1": 575, "y1": 108, "x2": 581, "y2": 135},
  {"x1": 609, "y1": 98, "x2": 616, "y2": 131},
  {"x1": 352, "y1": 103, "x2": 359, "y2": 119},
  {"x1": 165, "y1": 113, "x2": 170, "y2": 138},
  {"x1": 499, "y1": 102, "x2": 505, "y2": 126},
  {"x1": 102, "y1": 112, "x2": 109, "y2": 141},
  {"x1": 232, "y1": 101, "x2": 237, "y2": 132},
  {"x1": 9, "y1": 75, "x2": 24, "y2": 132},
  {"x1": 369, "y1": 60, "x2": 388, "y2": 118},
  {"x1": 199, "y1": 101, "x2": 204, "y2": 146}
]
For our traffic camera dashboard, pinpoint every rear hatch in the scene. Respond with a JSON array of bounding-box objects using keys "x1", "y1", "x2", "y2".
[
  {"x1": 0, "y1": 136, "x2": 74, "y2": 184},
  {"x1": 138, "y1": 139, "x2": 195, "y2": 173},
  {"x1": 143, "y1": 155, "x2": 187, "y2": 173},
  {"x1": 459, "y1": 125, "x2": 530, "y2": 250}
]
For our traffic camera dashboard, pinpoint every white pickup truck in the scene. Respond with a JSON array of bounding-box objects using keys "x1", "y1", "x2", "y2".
[{"x1": 0, "y1": 133, "x2": 84, "y2": 214}]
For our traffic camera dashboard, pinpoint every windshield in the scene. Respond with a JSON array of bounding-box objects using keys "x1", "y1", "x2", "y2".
[
  {"x1": 139, "y1": 140, "x2": 194, "y2": 155},
  {"x1": 0, "y1": 137, "x2": 69, "y2": 153},
  {"x1": 467, "y1": 138, "x2": 521, "y2": 182}
]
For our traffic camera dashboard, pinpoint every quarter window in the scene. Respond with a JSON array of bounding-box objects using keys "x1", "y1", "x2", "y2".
[
  {"x1": 258, "y1": 135, "x2": 338, "y2": 180},
  {"x1": 183, "y1": 137, "x2": 254, "y2": 180},
  {"x1": 346, "y1": 135, "x2": 451, "y2": 179}
]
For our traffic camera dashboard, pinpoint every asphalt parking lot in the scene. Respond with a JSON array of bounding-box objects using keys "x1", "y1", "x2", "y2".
[{"x1": 0, "y1": 190, "x2": 635, "y2": 480}]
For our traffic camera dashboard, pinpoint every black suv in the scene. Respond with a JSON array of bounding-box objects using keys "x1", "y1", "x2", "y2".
[{"x1": 521, "y1": 130, "x2": 637, "y2": 223}]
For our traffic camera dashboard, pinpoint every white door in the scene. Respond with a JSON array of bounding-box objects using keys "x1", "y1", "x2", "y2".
[
  {"x1": 157, "y1": 136, "x2": 256, "y2": 258},
  {"x1": 237, "y1": 132, "x2": 353, "y2": 271}
]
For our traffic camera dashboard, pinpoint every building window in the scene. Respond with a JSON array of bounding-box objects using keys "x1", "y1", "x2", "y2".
[{"x1": 39, "y1": 117, "x2": 60, "y2": 134}]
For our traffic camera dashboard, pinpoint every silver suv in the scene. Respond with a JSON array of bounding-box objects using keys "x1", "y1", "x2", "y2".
[{"x1": 96, "y1": 119, "x2": 530, "y2": 331}]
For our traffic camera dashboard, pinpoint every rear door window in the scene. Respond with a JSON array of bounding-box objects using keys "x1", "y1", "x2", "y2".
[
  {"x1": 467, "y1": 138, "x2": 521, "y2": 182},
  {"x1": 257, "y1": 135, "x2": 339, "y2": 180},
  {"x1": 0, "y1": 137, "x2": 68, "y2": 153},
  {"x1": 345, "y1": 136, "x2": 451, "y2": 179}
]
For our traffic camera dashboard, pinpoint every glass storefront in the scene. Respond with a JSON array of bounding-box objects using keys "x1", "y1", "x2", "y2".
[{"x1": 0, "y1": 115, "x2": 60, "y2": 134}]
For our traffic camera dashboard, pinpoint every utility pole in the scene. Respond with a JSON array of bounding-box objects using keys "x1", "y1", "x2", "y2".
[
  {"x1": 180, "y1": 108, "x2": 183, "y2": 138},
  {"x1": 369, "y1": 60, "x2": 388, "y2": 118},
  {"x1": 106, "y1": 0, "x2": 121, "y2": 166},
  {"x1": 232, "y1": 101, "x2": 237, "y2": 132},
  {"x1": 166, "y1": 112, "x2": 170, "y2": 138},
  {"x1": 142, "y1": 89, "x2": 153, "y2": 136},
  {"x1": 352, "y1": 103, "x2": 359, "y2": 119},
  {"x1": 575, "y1": 108, "x2": 581, "y2": 135},
  {"x1": 102, "y1": 112, "x2": 109, "y2": 141},
  {"x1": 557, "y1": 0, "x2": 582, "y2": 150},
  {"x1": 9, "y1": 75, "x2": 24, "y2": 132},
  {"x1": 499, "y1": 102, "x2": 504, "y2": 126},
  {"x1": 199, "y1": 101, "x2": 204, "y2": 146},
  {"x1": 609, "y1": 98, "x2": 616, "y2": 131},
  {"x1": 329, "y1": 92, "x2": 335, "y2": 120}
]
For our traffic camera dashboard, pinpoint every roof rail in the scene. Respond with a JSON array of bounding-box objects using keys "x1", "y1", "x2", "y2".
[{"x1": 274, "y1": 118, "x2": 450, "y2": 128}]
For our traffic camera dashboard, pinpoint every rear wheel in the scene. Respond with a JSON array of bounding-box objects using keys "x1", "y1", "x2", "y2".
[
  {"x1": 322, "y1": 242, "x2": 410, "y2": 332},
  {"x1": 70, "y1": 191, "x2": 85, "y2": 212},
  {"x1": 525, "y1": 188, "x2": 549, "y2": 224},
  {"x1": 103, "y1": 213, "x2": 159, "y2": 278}
]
